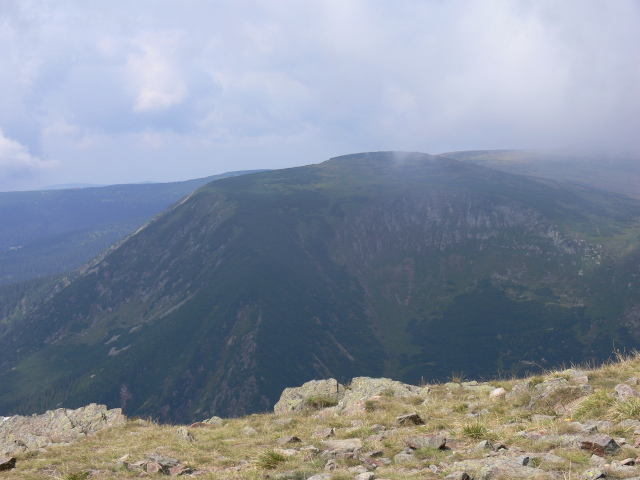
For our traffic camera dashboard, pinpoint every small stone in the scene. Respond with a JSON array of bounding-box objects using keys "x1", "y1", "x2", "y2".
[
  {"x1": 276, "y1": 435, "x2": 302, "y2": 445},
  {"x1": 627, "y1": 377, "x2": 639, "y2": 385},
  {"x1": 489, "y1": 387, "x2": 506, "y2": 399},
  {"x1": 355, "y1": 473, "x2": 375, "y2": 480},
  {"x1": 429, "y1": 464, "x2": 439, "y2": 473},
  {"x1": 583, "y1": 468, "x2": 606, "y2": 479},
  {"x1": 516, "y1": 455, "x2": 530, "y2": 466},
  {"x1": 365, "y1": 449, "x2": 384, "y2": 458},
  {"x1": 615, "y1": 383, "x2": 640, "y2": 399},
  {"x1": 580, "y1": 434, "x2": 621, "y2": 456},
  {"x1": 361, "y1": 456, "x2": 385, "y2": 469},
  {"x1": 0, "y1": 457, "x2": 16, "y2": 471},
  {"x1": 396, "y1": 412, "x2": 425, "y2": 426},
  {"x1": 323, "y1": 438, "x2": 363, "y2": 456},
  {"x1": 274, "y1": 448, "x2": 299, "y2": 457},
  {"x1": 174, "y1": 426, "x2": 195, "y2": 443},
  {"x1": 188, "y1": 422, "x2": 209, "y2": 428},
  {"x1": 394, "y1": 452, "x2": 413, "y2": 463},
  {"x1": 406, "y1": 434, "x2": 446, "y2": 450},
  {"x1": 590, "y1": 454, "x2": 607, "y2": 466},
  {"x1": 313, "y1": 427, "x2": 335, "y2": 438},
  {"x1": 116, "y1": 454, "x2": 131, "y2": 469},
  {"x1": 300, "y1": 445, "x2": 320, "y2": 456},
  {"x1": 475, "y1": 440, "x2": 493, "y2": 450},
  {"x1": 146, "y1": 462, "x2": 163, "y2": 474},
  {"x1": 621, "y1": 458, "x2": 635, "y2": 466},
  {"x1": 145, "y1": 454, "x2": 179, "y2": 468},
  {"x1": 242, "y1": 426, "x2": 257, "y2": 436},
  {"x1": 444, "y1": 472, "x2": 472, "y2": 480},
  {"x1": 127, "y1": 460, "x2": 148, "y2": 471},
  {"x1": 168, "y1": 465, "x2": 193, "y2": 476},
  {"x1": 324, "y1": 459, "x2": 338, "y2": 471},
  {"x1": 307, "y1": 474, "x2": 332, "y2": 480},
  {"x1": 204, "y1": 416, "x2": 223, "y2": 425}
]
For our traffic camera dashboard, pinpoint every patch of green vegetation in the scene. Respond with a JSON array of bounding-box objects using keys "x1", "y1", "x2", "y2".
[
  {"x1": 256, "y1": 450, "x2": 286, "y2": 469},
  {"x1": 305, "y1": 396, "x2": 339, "y2": 409},
  {"x1": 461, "y1": 421, "x2": 491, "y2": 440}
]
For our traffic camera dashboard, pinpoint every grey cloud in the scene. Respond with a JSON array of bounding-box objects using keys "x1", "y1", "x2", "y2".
[{"x1": 0, "y1": 0, "x2": 638, "y2": 191}]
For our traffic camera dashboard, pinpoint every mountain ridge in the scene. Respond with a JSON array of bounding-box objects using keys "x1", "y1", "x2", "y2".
[{"x1": 1, "y1": 151, "x2": 639, "y2": 422}]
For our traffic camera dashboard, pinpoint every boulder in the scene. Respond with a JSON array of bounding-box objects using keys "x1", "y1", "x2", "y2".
[
  {"x1": 444, "y1": 472, "x2": 472, "y2": 480},
  {"x1": 312, "y1": 428, "x2": 335, "y2": 438},
  {"x1": 342, "y1": 377, "x2": 422, "y2": 406},
  {"x1": 174, "y1": 426, "x2": 195, "y2": 443},
  {"x1": 203, "y1": 416, "x2": 224, "y2": 425},
  {"x1": 406, "y1": 434, "x2": 446, "y2": 450},
  {"x1": 274, "y1": 379, "x2": 344, "y2": 414},
  {"x1": 0, "y1": 457, "x2": 16, "y2": 471},
  {"x1": 615, "y1": 383, "x2": 640, "y2": 399},
  {"x1": 276, "y1": 435, "x2": 301, "y2": 445},
  {"x1": 580, "y1": 434, "x2": 621, "y2": 456},
  {"x1": 0, "y1": 404, "x2": 125, "y2": 456},
  {"x1": 489, "y1": 387, "x2": 506, "y2": 399},
  {"x1": 323, "y1": 438, "x2": 362, "y2": 456},
  {"x1": 396, "y1": 412, "x2": 425, "y2": 426}
]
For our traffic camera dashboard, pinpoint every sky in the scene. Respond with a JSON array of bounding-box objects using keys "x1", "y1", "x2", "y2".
[{"x1": 0, "y1": 1, "x2": 639, "y2": 191}]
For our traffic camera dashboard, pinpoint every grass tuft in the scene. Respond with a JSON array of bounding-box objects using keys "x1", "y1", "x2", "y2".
[
  {"x1": 460, "y1": 421, "x2": 491, "y2": 440},
  {"x1": 256, "y1": 450, "x2": 286, "y2": 469}
]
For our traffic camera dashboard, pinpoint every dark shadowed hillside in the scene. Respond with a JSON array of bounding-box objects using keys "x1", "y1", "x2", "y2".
[{"x1": 1, "y1": 152, "x2": 639, "y2": 422}]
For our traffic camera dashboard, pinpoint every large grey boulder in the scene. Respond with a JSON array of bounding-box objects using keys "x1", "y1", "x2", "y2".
[
  {"x1": 341, "y1": 377, "x2": 422, "y2": 406},
  {"x1": 274, "y1": 379, "x2": 344, "y2": 414},
  {"x1": 0, "y1": 404, "x2": 125, "y2": 456}
]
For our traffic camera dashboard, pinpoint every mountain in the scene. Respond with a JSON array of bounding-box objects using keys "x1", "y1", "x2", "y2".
[
  {"x1": 0, "y1": 171, "x2": 264, "y2": 286},
  {"x1": 1, "y1": 151, "x2": 639, "y2": 422},
  {"x1": 441, "y1": 149, "x2": 640, "y2": 199}
]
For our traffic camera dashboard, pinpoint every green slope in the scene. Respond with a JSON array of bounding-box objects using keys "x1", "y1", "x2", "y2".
[{"x1": 1, "y1": 152, "x2": 639, "y2": 422}]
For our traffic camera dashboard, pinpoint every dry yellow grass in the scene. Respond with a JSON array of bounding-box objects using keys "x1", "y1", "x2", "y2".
[{"x1": 5, "y1": 351, "x2": 640, "y2": 479}]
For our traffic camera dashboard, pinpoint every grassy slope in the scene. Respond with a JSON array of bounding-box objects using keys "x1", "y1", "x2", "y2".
[{"x1": 8, "y1": 353, "x2": 640, "y2": 479}]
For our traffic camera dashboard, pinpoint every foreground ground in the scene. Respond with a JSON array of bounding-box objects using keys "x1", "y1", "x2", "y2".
[{"x1": 6, "y1": 353, "x2": 640, "y2": 479}]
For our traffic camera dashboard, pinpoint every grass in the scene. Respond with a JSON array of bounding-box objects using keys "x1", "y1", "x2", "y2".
[
  {"x1": 8, "y1": 352, "x2": 640, "y2": 479},
  {"x1": 256, "y1": 450, "x2": 286, "y2": 469},
  {"x1": 460, "y1": 421, "x2": 491, "y2": 440},
  {"x1": 304, "y1": 395, "x2": 340, "y2": 409}
]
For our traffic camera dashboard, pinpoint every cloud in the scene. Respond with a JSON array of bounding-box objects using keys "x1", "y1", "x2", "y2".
[
  {"x1": 0, "y1": 129, "x2": 57, "y2": 179},
  {"x1": 128, "y1": 32, "x2": 188, "y2": 112},
  {"x1": 0, "y1": 0, "x2": 639, "y2": 191}
]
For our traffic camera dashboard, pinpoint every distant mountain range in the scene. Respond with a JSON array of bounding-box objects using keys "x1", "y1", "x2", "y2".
[
  {"x1": 0, "y1": 170, "x2": 265, "y2": 286},
  {"x1": 1, "y1": 151, "x2": 638, "y2": 423},
  {"x1": 442, "y1": 149, "x2": 640, "y2": 198}
]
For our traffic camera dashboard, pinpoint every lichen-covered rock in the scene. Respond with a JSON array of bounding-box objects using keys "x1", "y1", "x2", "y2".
[
  {"x1": 580, "y1": 434, "x2": 621, "y2": 456},
  {"x1": 342, "y1": 377, "x2": 422, "y2": 406},
  {"x1": 0, "y1": 404, "x2": 125, "y2": 456},
  {"x1": 274, "y1": 379, "x2": 344, "y2": 414},
  {"x1": 454, "y1": 458, "x2": 561, "y2": 479}
]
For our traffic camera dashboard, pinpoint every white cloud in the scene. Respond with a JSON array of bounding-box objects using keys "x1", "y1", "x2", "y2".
[
  {"x1": 0, "y1": 129, "x2": 57, "y2": 179},
  {"x1": 128, "y1": 32, "x2": 188, "y2": 112}
]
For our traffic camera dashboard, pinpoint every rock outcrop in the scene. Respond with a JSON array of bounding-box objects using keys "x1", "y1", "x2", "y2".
[
  {"x1": 274, "y1": 377, "x2": 427, "y2": 416},
  {"x1": 0, "y1": 403, "x2": 125, "y2": 456}
]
